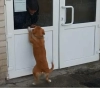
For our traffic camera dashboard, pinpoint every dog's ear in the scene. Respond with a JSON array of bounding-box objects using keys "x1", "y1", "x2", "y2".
[{"x1": 42, "y1": 29, "x2": 45, "y2": 35}]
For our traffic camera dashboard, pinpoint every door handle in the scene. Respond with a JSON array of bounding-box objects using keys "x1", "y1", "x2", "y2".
[{"x1": 61, "y1": 6, "x2": 74, "y2": 26}]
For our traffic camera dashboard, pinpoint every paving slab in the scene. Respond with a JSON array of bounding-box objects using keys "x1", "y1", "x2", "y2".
[
  {"x1": 1, "y1": 74, "x2": 85, "y2": 87},
  {"x1": 71, "y1": 70, "x2": 100, "y2": 87},
  {"x1": 30, "y1": 75, "x2": 85, "y2": 87},
  {"x1": 1, "y1": 67, "x2": 100, "y2": 87},
  {"x1": 82, "y1": 78, "x2": 100, "y2": 87},
  {"x1": 6, "y1": 75, "x2": 33, "y2": 84}
]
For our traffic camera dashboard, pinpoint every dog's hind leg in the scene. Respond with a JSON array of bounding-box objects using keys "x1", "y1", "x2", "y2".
[
  {"x1": 32, "y1": 72, "x2": 39, "y2": 85},
  {"x1": 45, "y1": 73, "x2": 51, "y2": 83}
]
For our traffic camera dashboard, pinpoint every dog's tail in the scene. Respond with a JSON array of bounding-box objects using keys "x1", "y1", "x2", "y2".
[{"x1": 49, "y1": 62, "x2": 54, "y2": 73}]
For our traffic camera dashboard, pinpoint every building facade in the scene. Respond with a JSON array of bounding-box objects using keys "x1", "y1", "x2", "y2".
[
  {"x1": 0, "y1": 0, "x2": 7, "y2": 85},
  {"x1": 0, "y1": 0, "x2": 100, "y2": 85}
]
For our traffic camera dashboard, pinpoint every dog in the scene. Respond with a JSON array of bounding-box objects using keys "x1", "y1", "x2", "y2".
[{"x1": 28, "y1": 26, "x2": 54, "y2": 85}]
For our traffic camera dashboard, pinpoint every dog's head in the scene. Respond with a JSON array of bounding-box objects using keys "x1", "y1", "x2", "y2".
[{"x1": 32, "y1": 26, "x2": 45, "y2": 37}]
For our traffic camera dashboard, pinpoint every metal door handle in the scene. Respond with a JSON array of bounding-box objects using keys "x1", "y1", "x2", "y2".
[{"x1": 61, "y1": 6, "x2": 74, "y2": 26}]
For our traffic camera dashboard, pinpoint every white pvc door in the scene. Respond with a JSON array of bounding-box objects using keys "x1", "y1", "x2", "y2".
[
  {"x1": 6, "y1": 0, "x2": 59, "y2": 79},
  {"x1": 59, "y1": 0, "x2": 100, "y2": 68}
]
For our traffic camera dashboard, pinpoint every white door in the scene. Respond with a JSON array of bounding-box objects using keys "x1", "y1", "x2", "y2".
[
  {"x1": 59, "y1": 0, "x2": 100, "y2": 68},
  {"x1": 6, "y1": 0, "x2": 59, "y2": 79}
]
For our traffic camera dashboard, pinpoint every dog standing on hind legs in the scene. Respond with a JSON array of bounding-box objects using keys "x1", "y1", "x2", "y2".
[{"x1": 28, "y1": 26, "x2": 54, "y2": 85}]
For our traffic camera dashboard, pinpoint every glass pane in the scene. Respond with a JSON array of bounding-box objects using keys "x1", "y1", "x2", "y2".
[
  {"x1": 13, "y1": 0, "x2": 53, "y2": 30},
  {"x1": 37, "y1": 0, "x2": 53, "y2": 27},
  {"x1": 65, "y1": 0, "x2": 96, "y2": 24}
]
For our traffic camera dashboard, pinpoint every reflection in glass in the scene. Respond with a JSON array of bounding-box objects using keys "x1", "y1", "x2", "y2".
[
  {"x1": 37, "y1": 0, "x2": 53, "y2": 27},
  {"x1": 65, "y1": 0, "x2": 96, "y2": 24}
]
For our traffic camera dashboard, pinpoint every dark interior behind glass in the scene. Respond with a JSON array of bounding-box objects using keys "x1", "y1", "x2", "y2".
[
  {"x1": 13, "y1": 0, "x2": 53, "y2": 30},
  {"x1": 65, "y1": 0, "x2": 96, "y2": 24}
]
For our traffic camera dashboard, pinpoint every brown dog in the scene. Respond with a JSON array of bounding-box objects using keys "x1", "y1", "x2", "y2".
[{"x1": 28, "y1": 26, "x2": 54, "y2": 85}]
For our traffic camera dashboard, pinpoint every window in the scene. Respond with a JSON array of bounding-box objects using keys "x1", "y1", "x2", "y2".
[
  {"x1": 65, "y1": 0, "x2": 96, "y2": 24},
  {"x1": 13, "y1": 0, "x2": 53, "y2": 30}
]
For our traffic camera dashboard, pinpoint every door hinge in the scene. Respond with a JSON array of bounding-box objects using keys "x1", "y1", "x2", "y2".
[
  {"x1": 96, "y1": 51, "x2": 100, "y2": 54},
  {"x1": 6, "y1": 0, "x2": 11, "y2": 1},
  {"x1": 7, "y1": 73, "x2": 9, "y2": 80},
  {"x1": 98, "y1": 24, "x2": 100, "y2": 28},
  {"x1": 7, "y1": 33, "x2": 13, "y2": 39}
]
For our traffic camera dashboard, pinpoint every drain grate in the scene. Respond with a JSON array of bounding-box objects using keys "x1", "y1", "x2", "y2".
[{"x1": 81, "y1": 79, "x2": 100, "y2": 87}]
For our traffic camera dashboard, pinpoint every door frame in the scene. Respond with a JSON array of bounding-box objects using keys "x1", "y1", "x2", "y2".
[
  {"x1": 5, "y1": 0, "x2": 59, "y2": 79},
  {"x1": 59, "y1": 0, "x2": 100, "y2": 68},
  {"x1": 5, "y1": 0, "x2": 100, "y2": 78}
]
